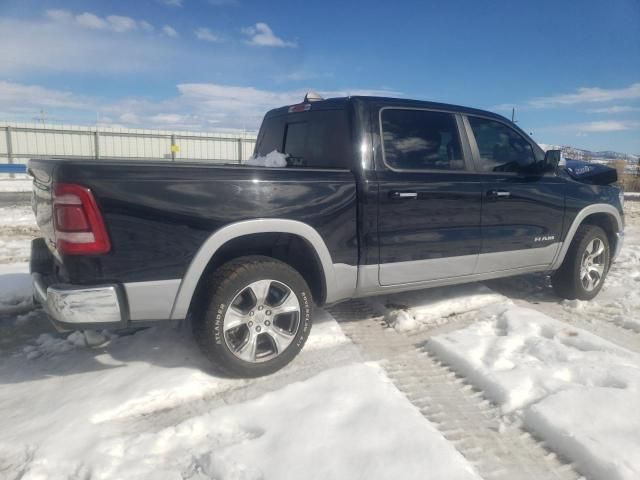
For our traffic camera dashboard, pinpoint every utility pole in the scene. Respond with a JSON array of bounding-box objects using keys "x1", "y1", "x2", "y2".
[{"x1": 511, "y1": 107, "x2": 516, "y2": 123}]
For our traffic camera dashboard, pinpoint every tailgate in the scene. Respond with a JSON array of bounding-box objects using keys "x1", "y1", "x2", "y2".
[{"x1": 28, "y1": 159, "x2": 56, "y2": 249}]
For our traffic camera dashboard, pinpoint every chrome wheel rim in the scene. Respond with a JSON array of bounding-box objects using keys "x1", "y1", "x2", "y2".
[
  {"x1": 580, "y1": 238, "x2": 606, "y2": 292},
  {"x1": 223, "y1": 279, "x2": 300, "y2": 363}
]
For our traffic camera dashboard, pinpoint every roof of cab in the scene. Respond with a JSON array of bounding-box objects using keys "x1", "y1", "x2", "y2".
[{"x1": 264, "y1": 95, "x2": 510, "y2": 123}]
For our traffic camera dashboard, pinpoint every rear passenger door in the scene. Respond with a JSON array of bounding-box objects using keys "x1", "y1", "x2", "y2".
[
  {"x1": 376, "y1": 107, "x2": 483, "y2": 285},
  {"x1": 463, "y1": 115, "x2": 565, "y2": 272}
]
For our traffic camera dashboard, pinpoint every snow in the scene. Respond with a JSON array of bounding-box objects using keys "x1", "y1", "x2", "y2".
[
  {"x1": 0, "y1": 262, "x2": 31, "y2": 309},
  {"x1": 0, "y1": 175, "x2": 31, "y2": 192},
  {"x1": 0, "y1": 324, "x2": 480, "y2": 479},
  {"x1": 375, "y1": 284, "x2": 507, "y2": 332},
  {"x1": 243, "y1": 149, "x2": 288, "y2": 167},
  {"x1": 0, "y1": 205, "x2": 37, "y2": 264},
  {"x1": 0, "y1": 205, "x2": 35, "y2": 227},
  {"x1": 23, "y1": 330, "x2": 115, "y2": 360},
  {"x1": 303, "y1": 308, "x2": 351, "y2": 350},
  {"x1": 429, "y1": 305, "x2": 640, "y2": 480}
]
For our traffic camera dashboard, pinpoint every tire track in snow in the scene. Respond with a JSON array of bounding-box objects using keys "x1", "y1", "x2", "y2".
[
  {"x1": 330, "y1": 300, "x2": 584, "y2": 480},
  {"x1": 485, "y1": 275, "x2": 640, "y2": 354}
]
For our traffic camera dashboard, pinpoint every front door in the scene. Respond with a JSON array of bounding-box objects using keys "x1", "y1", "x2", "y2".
[
  {"x1": 376, "y1": 107, "x2": 483, "y2": 286},
  {"x1": 464, "y1": 115, "x2": 565, "y2": 272}
]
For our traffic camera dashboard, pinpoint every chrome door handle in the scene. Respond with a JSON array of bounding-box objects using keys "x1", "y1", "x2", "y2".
[
  {"x1": 390, "y1": 191, "x2": 418, "y2": 199},
  {"x1": 487, "y1": 190, "x2": 511, "y2": 199}
]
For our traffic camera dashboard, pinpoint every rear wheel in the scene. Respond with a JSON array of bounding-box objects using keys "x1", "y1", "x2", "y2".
[
  {"x1": 552, "y1": 225, "x2": 610, "y2": 300},
  {"x1": 192, "y1": 256, "x2": 313, "y2": 377}
]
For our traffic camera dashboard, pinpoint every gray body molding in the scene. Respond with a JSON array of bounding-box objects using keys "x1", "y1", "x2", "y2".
[
  {"x1": 125, "y1": 279, "x2": 182, "y2": 321},
  {"x1": 550, "y1": 203, "x2": 624, "y2": 270},
  {"x1": 169, "y1": 219, "x2": 357, "y2": 319},
  {"x1": 166, "y1": 206, "x2": 623, "y2": 320}
]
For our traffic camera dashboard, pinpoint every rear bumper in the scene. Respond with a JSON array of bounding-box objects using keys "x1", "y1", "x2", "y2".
[{"x1": 32, "y1": 272, "x2": 127, "y2": 331}]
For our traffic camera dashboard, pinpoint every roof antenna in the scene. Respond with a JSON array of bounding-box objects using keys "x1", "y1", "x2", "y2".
[{"x1": 304, "y1": 91, "x2": 324, "y2": 102}]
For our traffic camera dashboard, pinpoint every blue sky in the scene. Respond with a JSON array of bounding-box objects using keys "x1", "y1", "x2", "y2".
[{"x1": 0, "y1": 0, "x2": 639, "y2": 154}]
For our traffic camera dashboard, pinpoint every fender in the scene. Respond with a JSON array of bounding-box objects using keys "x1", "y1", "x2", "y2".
[
  {"x1": 550, "y1": 203, "x2": 623, "y2": 270},
  {"x1": 169, "y1": 219, "x2": 357, "y2": 319}
]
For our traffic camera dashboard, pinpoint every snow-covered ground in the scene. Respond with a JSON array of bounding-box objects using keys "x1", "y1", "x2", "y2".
[
  {"x1": 0, "y1": 174, "x2": 31, "y2": 192},
  {"x1": 1, "y1": 200, "x2": 639, "y2": 479},
  {"x1": 0, "y1": 292, "x2": 479, "y2": 479},
  {"x1": 429, "y1": 305, "x2": 640, "y2": 480},
  {"x1": 0, "y1": 205, "x2": 37, "y2": 264},
  {"x1": 372, "y1": 283, "x2": 507, "y2": 332}
]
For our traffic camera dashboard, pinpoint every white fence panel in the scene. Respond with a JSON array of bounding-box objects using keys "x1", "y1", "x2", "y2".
[{"x1": 0, "y1": 122, "x2": 257, "y2": 166}]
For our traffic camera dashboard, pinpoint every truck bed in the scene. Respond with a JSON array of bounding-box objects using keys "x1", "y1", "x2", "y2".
[{"x1": 29, "y1": 158, "x2": 357, "y2": 284}]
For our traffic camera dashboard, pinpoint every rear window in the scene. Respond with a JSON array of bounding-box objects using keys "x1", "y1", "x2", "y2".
[{"x1": 254, "y1": 109, "x2": 351, "y2": 169}]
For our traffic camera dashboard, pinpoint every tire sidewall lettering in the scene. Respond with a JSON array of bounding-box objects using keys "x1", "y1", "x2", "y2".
[
  {"x1": 214, "y1": 303, "x2": 225, "y2": 345},
  {"x1": 296, "y1": 290, "x2": 311, "y2": 348}
]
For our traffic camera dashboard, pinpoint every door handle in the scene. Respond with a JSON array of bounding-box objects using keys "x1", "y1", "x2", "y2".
[
  {"x1": 390, "y1": 191, "x2": 418, "y2": 199},
  {"x1": 487, "y1": 189, "x2": 511, "y2": 199}
]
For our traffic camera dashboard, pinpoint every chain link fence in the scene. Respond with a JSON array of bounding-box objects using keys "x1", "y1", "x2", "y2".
[{"x1": 0, "y1": 122, "x2": 258, "y2": 168}]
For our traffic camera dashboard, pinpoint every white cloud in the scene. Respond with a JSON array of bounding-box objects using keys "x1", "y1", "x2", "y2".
[
  {"x1": 45, "y1": 9, "x2": 72, "y2": 22},
  {"x1": 106, "y1": 15, "x2": 138, "y2": 33},
  {"x1": 529, "y1": 82, "x2": 640, "y2": 107},
  {"x1": 586, "y1": 105, "x2": 640, "y2": 114},
  {"x1": 45, "y1": 9, "x2": 151, "y2": 34},
  {"x1": 578, "y1": 120, "x2": 639, "y2": 132},
  {"x1": 75, "y1": 12, "x2": 109, "y2": 30},
  {"x1": 540, "y1": 120, "x2": 640, "y2": 135},
  {"x1": 0, "y1": 17, "x2": 179, "y2": 74},
  {"x1": 162, "y1": 25, "x2": 179, "y2": 37},
  {"x1": 140, "y1": 20, "x2": 154, "y2": 32},
  {"x1": 195, "y1": 27, "x2": 220, "y2": 42},
  {"x1": 118, "y1": 112, "x2": 141, "y2": 124},
  {"x1": 241, "y1": 22, "x2": 296, "y2": 48},
  {"x1": 0, "y1": 80, "x2": 400, "y2": 131},
  {"x1": 0, "y1": 81, "x2": 95, "y2": 111},
  {"x1": 159, "y1": 0, "x2": 183, "y2": 6}
]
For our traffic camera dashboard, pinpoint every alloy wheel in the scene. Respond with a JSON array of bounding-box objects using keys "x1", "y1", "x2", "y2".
[
  {"x1": 580, "y1": 238, "x2": 606, "y2": 292},
  {"x1": 223, "y1": 279, "x2": 301, "y2": 363}
]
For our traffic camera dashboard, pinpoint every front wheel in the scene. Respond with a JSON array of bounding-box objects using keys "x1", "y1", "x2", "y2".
[
  {"x1": 192, "y1": 256, "x2": 313, "y2": 377},
  {"x1": 552, "y1": 225, "x2": 610, "y2": 300}
]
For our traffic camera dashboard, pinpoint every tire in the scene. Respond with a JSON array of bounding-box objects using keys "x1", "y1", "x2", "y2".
[
  {"x1": 552, "y1": 224, "x2": 610, "y2": 300},
  {"x1": 192, "y1": 255, "x2": 313, "y2": 378}
]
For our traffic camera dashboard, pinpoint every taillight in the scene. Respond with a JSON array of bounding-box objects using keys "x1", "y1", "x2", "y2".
[{"x1": 53, "y1": 183, "x2": 111, "y2": 255}]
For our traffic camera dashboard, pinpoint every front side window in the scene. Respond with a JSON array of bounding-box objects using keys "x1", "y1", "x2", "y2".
[
  {"x1": 381, "y1": 109, "x2": 465, "y2": 171},
  {"x1": 468, "y1": 116, "x2": 535, "y2": 173}
]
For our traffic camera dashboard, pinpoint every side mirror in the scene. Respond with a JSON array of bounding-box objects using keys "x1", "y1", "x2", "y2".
[{"x1": 543, "y1": 149, "x2": 562, "y2": 170}]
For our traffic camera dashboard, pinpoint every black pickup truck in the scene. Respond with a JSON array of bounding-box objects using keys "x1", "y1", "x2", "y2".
[{"x1": 29, "y1": 95, "x2": 625, "y2": 376}]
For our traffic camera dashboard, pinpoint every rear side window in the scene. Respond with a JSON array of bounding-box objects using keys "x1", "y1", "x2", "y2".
[
  {"x1": 468, "y1": 116, "x2": 535, "y2": 173},
  {"x1": 254, "y1": 109, "x2": 351, "y2": 169},
  {"x1": 381, "y1": 109, "x2": 465, "y2": 171}
]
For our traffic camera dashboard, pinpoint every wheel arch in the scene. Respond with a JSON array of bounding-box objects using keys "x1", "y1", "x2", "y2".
[
  {"x1": 170, "y1": 219, "x2": 356, "y2": 319},
  {"x1": 551, "y1": 204, "x2": 623, "y2": 270}
]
